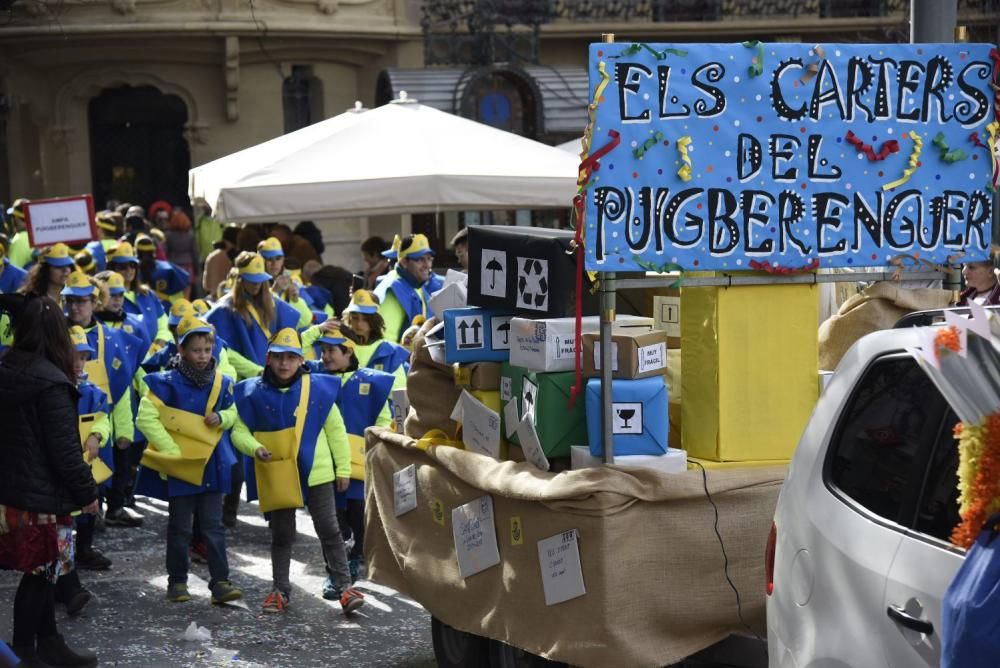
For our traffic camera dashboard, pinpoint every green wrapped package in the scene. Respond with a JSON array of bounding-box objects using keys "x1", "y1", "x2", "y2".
[{"x1": 500, "y1": 362, "x2": 588, "y2": 458}]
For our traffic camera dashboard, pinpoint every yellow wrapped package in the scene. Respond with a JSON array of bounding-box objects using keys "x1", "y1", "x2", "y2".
[
  {"x1": 253, "y1": 375, "x2": 309, "y2": 513},
  {"x1": 140, "y1": 374, "x2": 224, "y2": 486},
  {"x1": 681, "y1": 282, "x2": 818, "y2": 462}
]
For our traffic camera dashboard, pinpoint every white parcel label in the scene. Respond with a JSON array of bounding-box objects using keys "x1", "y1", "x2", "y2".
[
  {"x1": 638, "y1": 342, "x2": 667, "y2": 373},
  {"x1": 537, "y1": 530, "x2": 586, "y2": 605},
  {"x1": 460, "y1": 390, "x2": 501, "y2": 459},
  {"x1": 591, "y1": 342, "x2": 620, "y2": 371},
  {"x1": 452, "y1": 496, "x2": 501, "y2": 578},
  {"x1": 393, "y1": 465, "x2": 417, "y2": 517},
  {"x1": 516, "y1": 416, "x2": 550, "y2": 471}
]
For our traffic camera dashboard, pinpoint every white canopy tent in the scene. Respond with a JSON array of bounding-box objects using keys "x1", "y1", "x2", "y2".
[
  {"x1": 210, "y1": 97, "x2": 580, "y2": 223},
  {"x1": 557, "y1": 138, "x2": 583, "y2": 154},
  {"x1": 188, "y1": 102, "x2": 367, "y2": 214}
]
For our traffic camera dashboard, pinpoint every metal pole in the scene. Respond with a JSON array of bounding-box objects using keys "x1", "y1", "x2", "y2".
[
  {"x1": 599, "y1": 32, "x2": 616, "y2": 465},
  {"x1": 911, "y1": 0, "x2": 964, "y2": 291}
]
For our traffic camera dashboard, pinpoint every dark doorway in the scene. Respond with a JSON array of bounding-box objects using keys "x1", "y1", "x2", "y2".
[{"x1": 88, "y1": 86, "x2": 190, "y2": 211}]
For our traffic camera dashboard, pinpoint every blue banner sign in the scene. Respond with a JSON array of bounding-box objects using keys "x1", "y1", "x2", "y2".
[{"x1": 583, "y1": 42, "x2": 997, "y2": 272}]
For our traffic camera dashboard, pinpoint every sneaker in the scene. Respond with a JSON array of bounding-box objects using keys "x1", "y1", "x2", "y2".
[
  {"x1": 36, "y1": 633, "x2": 97, "y2": 668},
  {"x1": 104, "y1": 508, "x2": 143, "y2": 528},
  {"x1": 167, "y1": 583, "x2": 191, "y2": 603},
  {"x1": 75, "y1": 548, "x2": 112, "y2": 571},
  {"x1": 339, "y1": 587, "x2": 365, "y2": 615},
  {"x1": 189, "y1": 539, "x2": 209, "y2": 564},
  {"x1": 210, "y1": 580, "x2": 243, "y2": 605},
  {"x1": 348, "y1": 557, "x2": 361, "y2": 584},
  {"x1": 261, "y1": 590, "x2": 289, "y2": 613},
  {"x1": 321, "y1": 576, "x2": 340, "y2": 601}
]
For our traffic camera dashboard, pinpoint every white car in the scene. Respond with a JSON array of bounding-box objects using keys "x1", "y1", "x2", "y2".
[{"x1": 767, "y1": 326, "x2": 967, "y2": 667}]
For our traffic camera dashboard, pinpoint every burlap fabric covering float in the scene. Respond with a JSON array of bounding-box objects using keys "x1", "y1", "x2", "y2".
[
  {"x1": 818, "y1": 282, "x2": 954, "y2": 370},
  {"x1": 364, "y1": 427, "x2": 784, "y2": 668},
  {"x1": 403, "y1": 317, "x2": 462, "y2": 439}
]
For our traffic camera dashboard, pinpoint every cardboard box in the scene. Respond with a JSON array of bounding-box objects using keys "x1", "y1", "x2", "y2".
[
  {"x1": 682, "y1": 282, "x2": 818, "y2": 462},
  {"x1": 500, "y1": 363, "x2": 587, "y2": 458},
  {"x1": 586, "y1": 376, "x2": 669, "y2": 457},
  {"x1": 443, "y1": 307, "x2": 513, "y2": 364},
  {"x1": 509, "y1": 315, "x2": 653, "y2": 373},
  {"x1": 582, "y1": 329, "x2": 669, "y2": 380},
  {"x1": 453, "y1": 363, "x2": 502, "y2": 391},
  {"x1": 653, "y1": 292, "x2": 682, "y2": 348},
  {"x1": 428, "y1": 278, "x2": 467, "y2": 318},
  {"x1": 613, "y1": 451, "x2": 687, "y2": 475},
  {"x1": 467, "y1": 226, "x2": 598, "y2": 318}
]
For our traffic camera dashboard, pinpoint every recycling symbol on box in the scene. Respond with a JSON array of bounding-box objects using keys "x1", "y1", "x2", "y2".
[{"x1": 516, "y1": 257, "x2": 549, "y2": 311}]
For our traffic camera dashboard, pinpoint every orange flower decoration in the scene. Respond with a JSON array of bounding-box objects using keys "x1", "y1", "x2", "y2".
[
  {"x1": 935, "y1": 325, "x2": 962, "y2": 362},
  {"x1": 952, "y1": 412, "x2": 1000, "y2": 548}
]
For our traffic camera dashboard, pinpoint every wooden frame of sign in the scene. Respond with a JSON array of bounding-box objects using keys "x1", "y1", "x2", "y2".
[{"x1": 23, "y1": 194, "x2": 97, "y2": 248}]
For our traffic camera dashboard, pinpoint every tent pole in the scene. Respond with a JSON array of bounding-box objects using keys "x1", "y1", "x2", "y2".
[{"x1": 600, "y1": 32, "x2": 616, "y2": 465}]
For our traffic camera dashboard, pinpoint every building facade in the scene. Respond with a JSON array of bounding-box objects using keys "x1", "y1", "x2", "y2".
[{"x1": 0, "y1": 0, "x2": 997, "y2": 267}]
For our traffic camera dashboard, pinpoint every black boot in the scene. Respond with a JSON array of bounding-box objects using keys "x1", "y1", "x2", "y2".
[
  {"x1": 54, "y1": 572, "x2": 92, "y2": 617},
  {"x1": 12, "y1": 646, "x2": 55, "y2": 667},
  {"x1": 35, "y1": 635, "x2": 96, "y2": 668}
]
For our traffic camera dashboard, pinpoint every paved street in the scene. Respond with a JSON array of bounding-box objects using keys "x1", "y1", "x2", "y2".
[{"x1": 0, "y1": 497, "x2": 436, "y2": 668}]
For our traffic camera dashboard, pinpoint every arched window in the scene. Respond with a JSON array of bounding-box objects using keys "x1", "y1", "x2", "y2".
[
  {"x1": 459, "y1": 70, "x2": 537, "y2": 137},
  {"x1": 283, "y1": 65, "x2": 324, "y2": 134}
]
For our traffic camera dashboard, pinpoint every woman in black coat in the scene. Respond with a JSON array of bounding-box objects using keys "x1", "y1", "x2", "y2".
[{"x1": 0, "y1": 296, "x2": 100, "y2": 668}]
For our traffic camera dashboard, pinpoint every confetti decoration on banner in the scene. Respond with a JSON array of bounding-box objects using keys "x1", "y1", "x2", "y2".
[
  {"x1": 748, "y1": 258, "x2": 821, "y2": 275},
  {"x1": 800, "y1": 45, "x2": 827, "y2": 83},
  {"x1": 617, "y1": 43, "x2": 688, "y2": 60},
  {"x1": 883, "y1": 131, "x2": 924, "y2": 191},
  {"x1": 845, "y1": 130, "x2": 899, "y2": 161},
  {"x1": 986, "y1": 120, "x2": 1000, "y2": 191},
  {"x1": 932, "y1": 132, "x2": 968, "y2": 163},
  {"x1": 676, "y1": 136, "x2": 693, "y2": 182},
  {"x1": 578, "y1": 130, "x2": 621, "y2": 192},
  {"x1": 633, "y1": 257, "x2": 684, "y2": 284},
  {"x1": 742, "y1": 41, "x2": 764, "y2": 77},
  {"x1": 971, "y1": 131, "x2": 988, "y2": 150},
  {"x1": 886, "y1": 252, "x2": 950, "y2": 281},
  {"x1": 633, "y1": 131, "x2": 665, "y2": 159}
]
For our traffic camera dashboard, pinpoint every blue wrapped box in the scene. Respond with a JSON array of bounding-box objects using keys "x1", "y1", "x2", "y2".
[
  {"x1": 443, "y1": 307, "x2": 514, "y2": 364},
  {"x1": 586, "y1": 376, "x2": 669, "y2": 457}
]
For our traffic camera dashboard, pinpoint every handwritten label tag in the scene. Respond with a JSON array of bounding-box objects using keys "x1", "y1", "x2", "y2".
[
  {"x1": 510, "y1": 516, "x2": 524, "y2": 546},
  {"x1": 516, "y1": 416, "x2": 550, "y2": 471},
  {"x1": 393, "y1": 465, "x2": 417, "y2": 517},
  {"x1": 537, "y1": 530, "x2": 586, "y2": 606},
  {"x1": 459, "y1": 390, "x2": 501, "y2": 459},
  {"x1": 452, "y1": 495, "x2": 501, "y2": 578},
  {"x1": 390, "y1": 388, "x2": 409, "y2": 433},
  {"x1": 503, "y1": 399, "x2": 520, "y2": 439},
  {"x1": 500, "y1": 376, "x2": 513, "y2": 402}
]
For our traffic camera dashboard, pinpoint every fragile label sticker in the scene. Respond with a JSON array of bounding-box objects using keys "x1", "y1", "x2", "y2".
[
  {"x1": 612, "y1": 402, "x2": 643, "y2": 435},
  {"x1": 454, "y1": 315, "x2": 485, "y2": 350},
  {"x1": 638, "y1": 342, "x2": 667, "y2": 373},
  {"x1": 510, "y1": 516, "x2": 524, "y2": 546}
]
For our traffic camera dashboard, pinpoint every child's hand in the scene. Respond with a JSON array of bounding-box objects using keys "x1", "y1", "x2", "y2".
[
  {"x1": 255, "y1": 447, "x2": 272, "y2": 462},
  {"x1": 84, "y1": 435, "x2": 100, "y2": 462},
  {"x1": 335, "y1": 477, "x2": 350, "y2": 493},
  {"x1": 204, "y1": 412, "x2": 221, "y2": 427},
  {"x1": 320, "y1": 317, "x2": 341, "y2": 333},
  {"x1": 82, "y1": 499, "x2": 100, "y2": 515}
]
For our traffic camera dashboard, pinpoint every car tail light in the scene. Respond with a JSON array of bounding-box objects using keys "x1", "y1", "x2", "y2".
[{"x1": 765, "y1": 522, "x2": 777, "y2": 596}]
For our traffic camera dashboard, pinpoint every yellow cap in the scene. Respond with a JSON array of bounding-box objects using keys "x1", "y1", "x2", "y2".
[
  {"x1": 103, "y1": 272, "x2": 127, "y2": 295},
  {"x1": 95, "y1": 211, "x2": 117, "y2": 233},
  {"x1": 149, "y1": 228, "x2": 166, "y2": 244},
  {"x1": 257, "y1": 237, "x2": 285, "y2": 258},
  {"x1": 238, "y1": 253, "x2": 271, "y2": 283},
  {"x1": 41, "y1": 243, "x2": 75, "y2": 267},
  {"x1": 344, "y1": 289, "x2": 379, "y2": 315},
  {"x1": 61, "y1": 270, "x2": 97, "y2": 298},
  {"x1": 268, "y1": 327, "x2": 303, "y2": 356},
  {"x1": 191, "y1": 299, "x2": 210, "y2": 316},
  {"x1": 135, "y1": 234, "x2": 156, "y2": 251},
  {"x1": 176, "y1": 316, "x2": 214, "y2": 344},
  {"x1": 389, "y1": 233, "x2": 434, "y2": 261},
  {"x1": 108, "y1": 241, "x2": 139, "y2": 265},
  {"x1": 169, "y1": 298, "x2": 194, "y2": 326},
  {"x1": 69, "y1": 325, "x2": 95, "y2": 355}
]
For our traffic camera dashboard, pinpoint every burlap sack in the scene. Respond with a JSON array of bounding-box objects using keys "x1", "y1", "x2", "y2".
[
  {"x1": 403, "y1": 317, "x2": 462, "y2": 439},
  {"x1": 818, "y1": 282, "x2": 954, "y2": 371},
  {"x1": 365, "y1": 427, "x2": 784, "y2": 668}
]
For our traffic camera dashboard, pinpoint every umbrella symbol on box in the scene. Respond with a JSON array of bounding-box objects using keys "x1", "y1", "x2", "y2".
[
  {"x1": 497, "y1": 320, "x2": 510, "y2": 345},
  {"x1": 486, "y1": 257, "x2": 504, "y2": 290}
]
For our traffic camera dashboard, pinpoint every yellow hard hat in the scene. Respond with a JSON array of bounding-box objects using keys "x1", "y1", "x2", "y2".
[
  {"x1": 169, "y1": 299, "x2": 194, "y2": 326},
  {"x1": 41, "y1": 243, "x2": 75, "y2": 267},
  {"x1": 257, "y1": 237, "x2": 284, "y2": 258},
  {"x1": 176, "y1": 316, "x2": 214, "y2": 345},
  {"x1": 385, "y1": 233, "x2": 434, "y2": 261},
  {"x1": 268, "y1": 327, "x2": 303, "y2": 356},
  {"x1": 344, "y1": 289, "x2": 379, "y2": 315},
  {"x1": 95, "y1": 211, "x2": 118, "y2": 233},
  {"x1": 61, "y1": 270, "x2": 97, "y2": 298}
]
